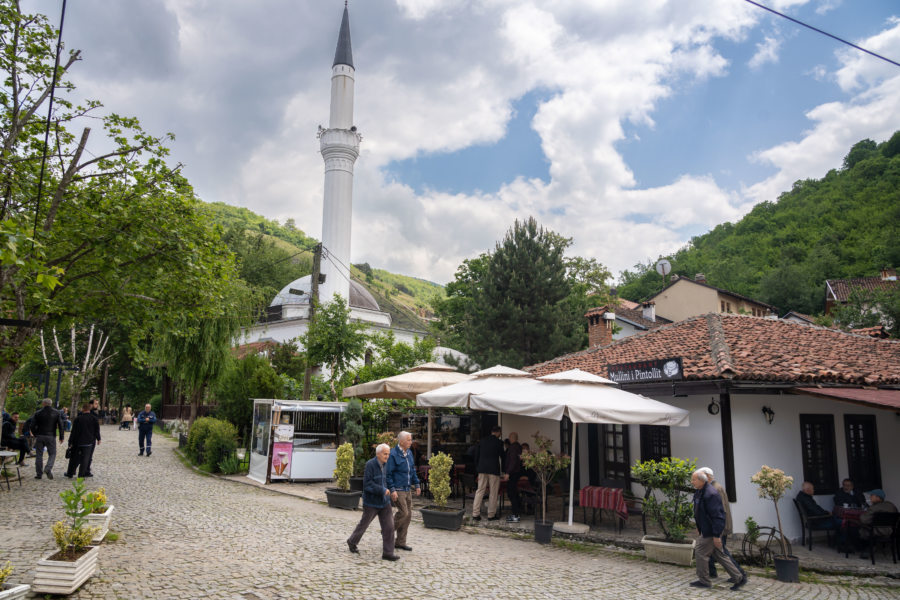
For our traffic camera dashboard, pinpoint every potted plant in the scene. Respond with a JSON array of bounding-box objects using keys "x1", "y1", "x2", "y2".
[
  {"x1": 420, "y1": 452, "x2": 465, "y2": 530},
  {"x1": 32, "y1": 478, "x2": 101, "y2": 595},
  {"x1": 631, "y1": 457, "x2": 697, "y2": 565},
  {"x1": 84, "y1": 487, "x2": 114, "y2": 543},
  {"x1": 751, "y1": 465, "x2": 798, "y2": 582},
  {"x1": 342, "y1": 399, "x2": 366, "y2": 491},
  {"x1": 0, "y1": 561, "x2": 29, "y2": 600},
  {"x1": 521, "y1": 432, "x2": 570, "y2": 544},
  {"x1": 325, "y1": 442, "x2": 362, "y2": 510}
]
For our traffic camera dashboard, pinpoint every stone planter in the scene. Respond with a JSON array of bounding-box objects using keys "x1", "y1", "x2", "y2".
[
  {"x1": 420, "y1": 506, "x2": 465, "y2": 531},
  {"x1": 324, "y1": 488, "x2": 361, "y2": 510},
  {"x1": 0, "y1": 583, "x2": 30, "y2": 600},
  {"x1": 31, "y1": 545, "x2": 99, "y2": 595},
  {"x1": 641, "y1": 536, "x2": 696, "y2": 566},
  {"x1": 774, "y1": 555, "x2": 800, "y2": 583},
  {"x1": 535, "y1": 520, "x2": 554, "y2": 545},
  {"x1": 85, "y1": 505, "x2": 114, "y2": 543}
]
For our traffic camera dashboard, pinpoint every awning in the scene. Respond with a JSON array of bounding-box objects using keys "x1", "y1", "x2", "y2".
[{"x1": 793, "y1": 387, "x2": 900, "y2": 411}]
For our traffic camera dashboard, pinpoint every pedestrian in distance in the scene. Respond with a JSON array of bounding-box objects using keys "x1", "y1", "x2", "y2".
[
  {"x1": 347, "y1": 443, "x2": 400, "y2": 561},
  {"x1": 472, "y1": 425, "x2": 503, "y2": 521},
  {"x1": 698, "y1": 467, "x2": 745, "y2": 579},
  {"x1": 120, "y1": 405, "x2": 133, "y2": 430},
  {"x1": 30, "y1": 398, "x2": 65, "y2": 480},
  {"x1": 690, "y1": 469, "x2": 747, "y2": 591},
  {"x1": 84, "y1": 399, "x2": 102, "y2": 477},
  {"x1": 65, "y1": 402, "x2": 101, "y2": 478},
  {"x1": 386, "y1": 431, "x2": 421, "y2": 552},
  {"x1": 137, "y1": 403, "x2": 157, "y2": 456}
]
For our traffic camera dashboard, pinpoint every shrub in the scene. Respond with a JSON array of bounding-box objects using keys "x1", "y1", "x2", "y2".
[
  {"x1": 334, "y1": 442, "x2": 354, "y2": 490},
  {"x1": 750, "y1": 465, "x2": 794, "y2": 557},
  {"x1": 84, "y1": 487, "x2": 108, "y2": 514},
  {"x1": 631, "y1": 456, "x2": 697, "y2": 543},
  {"x1": 428, "y1": 452, "x2": 453, "y2": 508},
  {"x1": 521, "y1": 433, "x2": 571, "y2": 523},
  {"x1": 186, "y1": 417, "x2": 217, "y2": 462},
  {"x1": 218, "y1": 454, "x2": 242, "y2": 475},
  {"x1": 0, "y1": 561, "x2": 12, "y2": 586},
  {"x1": 202, "y1": 419, "x2": 238, "y2": 472}
]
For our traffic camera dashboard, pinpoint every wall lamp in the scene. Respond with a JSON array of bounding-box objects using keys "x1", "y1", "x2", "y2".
[
  {"x1": 707, "y1": 399, "x2": 720, "y2": 415},
  {"x1": 761, "y1": 406, "x2": 775, "y2": 425}
]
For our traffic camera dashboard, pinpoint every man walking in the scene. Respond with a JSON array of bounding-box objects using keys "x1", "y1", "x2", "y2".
[
  {"x1": 690, "y1": 469, "x2": 746, "y2": 590},
  {"x1": 347, "y1": 443, "x2": 399, "y2": 561},
  {"x1": 31, "y1": 398, "x2": 64, "y2": 479},
  {"x1": 137, "y1": 403, "x2": 157, "y2": 456},
  {"x1": 472, "y1": 425, "x2": 504, "y2": 521},
  {"x1": 504, "y1": 432, "x2": 524, "y2": 523},
  {"x1": 65, "y1": 403, "x2": 101, "y2": 478},
  {"x1": 386, "y1": 431, "x2": 421, "y2": 552},
  {"x1": 698, "y1": 467, "x2": 745, "y2": 579}
]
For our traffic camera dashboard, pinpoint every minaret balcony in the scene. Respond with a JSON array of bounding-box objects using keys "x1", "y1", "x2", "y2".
[{"x1": 318, "y1": 127, "x2": 362, "y2": 153}]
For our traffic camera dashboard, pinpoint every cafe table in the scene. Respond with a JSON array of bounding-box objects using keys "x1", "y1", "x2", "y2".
[
  {"x1": 0, "y1": 449, "x2": 20, "y2": 490},
  {"x1": 579, "y1": 485, "x2": 629, "y2": 530}
]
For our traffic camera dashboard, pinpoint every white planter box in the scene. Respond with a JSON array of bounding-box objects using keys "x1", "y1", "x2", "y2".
[
  {"x1": 0, "y1": 583, "x2": 30, "y2": 600},
  {"x1": 641, "y1": 536, "x2": 696, "y2": 566},
  {"x1": 31, "y1": 545, "x2": 99, "y2": 595},
  {"x1": 85, "y1": 505, "x2": 114, "y2": 542}
]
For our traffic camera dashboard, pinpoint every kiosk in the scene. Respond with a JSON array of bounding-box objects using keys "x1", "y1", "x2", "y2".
[{"x1": 248, "y1": 399, "x2": 347, "y2": 483}]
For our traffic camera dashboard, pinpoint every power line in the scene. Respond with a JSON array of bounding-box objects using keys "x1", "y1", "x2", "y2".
[{"x1": 742, "y1": 0, "x2": 900, "y2": 69}]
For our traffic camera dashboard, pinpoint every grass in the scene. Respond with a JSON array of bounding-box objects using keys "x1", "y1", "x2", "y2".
[{"x1": 105, "y1": 531, "x2": 120, "y2": 542}]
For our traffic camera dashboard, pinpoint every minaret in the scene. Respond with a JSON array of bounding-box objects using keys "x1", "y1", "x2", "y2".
[{"x1": 317, "y1": 3, "x2": 360, "y2": 306}]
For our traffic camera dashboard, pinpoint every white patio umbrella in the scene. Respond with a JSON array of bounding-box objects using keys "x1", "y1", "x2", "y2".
[{"x1": 469, "y1": 368, "x2": 690, "y2": 527}]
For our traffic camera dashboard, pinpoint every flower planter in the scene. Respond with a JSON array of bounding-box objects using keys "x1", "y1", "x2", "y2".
[
  {"x1": 85, "y1": 505, "x2": 114, "y2": 543},
  {"x1": 535, "y1": 520, "x2": 554, "y2": 545},
  {"x1": 641, "y1": 536, "x2": 696, "y2": 566},
  {"x1": 774, "y1": 555, "x2": 800, "y2": 583},
  {"x1": 0, "y1": 583, "x2": 30, "y2": 600},
  {"x1": 420, "y1": 506, "x2": 465, "y2": 531},
  {"x1": 349, "y1": 476, "x2": 364, "y2": 492},
  {"x1": 324, "y1": 488, "x2": 362, "y2": 510},
  {"x1": 31, "y1": 545, "x2": 99, "y2": 595}
]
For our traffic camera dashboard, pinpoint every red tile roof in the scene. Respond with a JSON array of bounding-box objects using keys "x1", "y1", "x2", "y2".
[
  {"x1": 528, "y1": 313, "x2": 900, "y2": 385},
  {"x1": 826, "y1": 277, "x2": 899, "y2": 303},
  {"x1": 232, "y1": 340, "x2": 278, "y2": 359},
  {"x1": 794, "y1": 387, "x2": 900, "y2": 410}
]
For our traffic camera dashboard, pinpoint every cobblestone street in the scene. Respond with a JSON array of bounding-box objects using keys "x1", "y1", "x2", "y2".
[{"x1": 2, "y1": 427, "x2": 897, "y2": 599}]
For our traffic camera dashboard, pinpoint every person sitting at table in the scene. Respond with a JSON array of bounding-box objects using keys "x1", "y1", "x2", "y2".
[
  {"x1": 1, "y1": 412, "x2": 29, "y2": 465},
  {"x1": 796, "y1": 481, "x2": 842, "y2": 535},
  {"x1": 834, "y1": 478, "x2": 868, "y2": 509},
  {"x1": 857, "y1": 489, "x2": 898, "y2": 559}
]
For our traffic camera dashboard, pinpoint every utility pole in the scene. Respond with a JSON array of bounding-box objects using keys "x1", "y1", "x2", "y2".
[{"x1": 302, "y1": 243, "x2": 323, "y2": 401}]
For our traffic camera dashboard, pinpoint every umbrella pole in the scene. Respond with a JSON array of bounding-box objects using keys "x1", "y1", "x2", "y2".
[
  {"x1": 427, "y1": 408, "x2": 433, "y2": 459},
  {"x1": 568, "y1": 423, "x2": 577, "y2": 526}
]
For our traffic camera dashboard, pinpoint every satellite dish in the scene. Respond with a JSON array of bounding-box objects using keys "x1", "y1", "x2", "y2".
[{"x1": 655, "y1": 259, "x2": 671, "y2": 277}]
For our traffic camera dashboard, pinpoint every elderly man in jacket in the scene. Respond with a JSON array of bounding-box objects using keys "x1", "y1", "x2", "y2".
[
  {"x1": 690, "y1": 469, "x2": 747, "y2": 590},
  {"x1": 698, "y1": 467, "x2": 745, "y2": 580},
  {"x1": 347, "y1": 444, "x2": 399, "y2": 561},
  {"x1": 386, "y1": 431, "x2": 421, "y2": 552}
]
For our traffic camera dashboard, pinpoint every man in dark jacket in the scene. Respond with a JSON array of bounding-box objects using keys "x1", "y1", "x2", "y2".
[
  {"x1": 1, "y1": 412, "x2": 28, "y2": 465},
  {"x1": 347, "y1": 444, "x2": 399, "y2": 561},
  {"x1": 137, "y1": 403, "x2": 157, "y2": 457},
  {"x1": 386, "y1": 431, "x2": 421, "y2": 552},
  {"x1": 65, "y1": 403, "x2": 101, "y2": 478},
  {"x1": 690, "y1": 470, "x2": 746, "y2": 590},
  {"x1": 30, "y1": 398, "x2": 64, "y2": 479},
  {"x1": 834, "y1": 478, "x2": 867, "y2": 509},
  {"x1": 472, "y1": 425, "x2": 503, "y2": 521}
]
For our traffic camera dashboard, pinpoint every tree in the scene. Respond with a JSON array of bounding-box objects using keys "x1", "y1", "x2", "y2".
[
  {"x1": 0, "y1": 1, "x2": 239, "y2": 414},
  {"x1": 346, "y1": 331, "x2": 436, "y2": 386},
  {"x1": 433, "y1": 218, "x2": 606, "y2": 368},
  {"x1": 830, "y1": 286, "x2": 900, "y2": 338},
  {"x1": 39, "y1": 324, "x2": 114, "y2": 415},
  {"x1": 214, "y1": 353, "x2": 282, "y2": 432},
  {"x1": 301, "y1": 294, "x2": 368, "y2": 399}
]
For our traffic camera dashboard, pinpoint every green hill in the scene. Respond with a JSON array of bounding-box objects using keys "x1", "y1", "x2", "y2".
[
  {"x1": 617, "y1": 132, "x2": 900, "y2": 315},
  {"x1": 202, "y1": 201, "x2": 442, "y2": 327}
]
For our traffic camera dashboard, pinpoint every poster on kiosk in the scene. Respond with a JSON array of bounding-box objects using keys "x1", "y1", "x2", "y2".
[{"x1": 271, "y1": 424, "x2": 293, "y2": 480}]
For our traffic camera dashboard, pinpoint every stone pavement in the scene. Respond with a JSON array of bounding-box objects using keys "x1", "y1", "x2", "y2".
[{"x1": 0, "y1": 427, "x2": 896, "y2": 599}]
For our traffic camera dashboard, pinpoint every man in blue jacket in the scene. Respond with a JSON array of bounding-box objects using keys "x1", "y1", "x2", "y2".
[
  {"x1": 690, "y1": 469, "x2": 747, "y2": 590},
  {"x1": 137, "y1": 403, "x2": 156, "y2": 457},
  {"x1": 347, "y1": 444, "x2": 399, "y2": 560},
  {"x1": 386, "y1": 431, "x2": 421, "y2": 552}
]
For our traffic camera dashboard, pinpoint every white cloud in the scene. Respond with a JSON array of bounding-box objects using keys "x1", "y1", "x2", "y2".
[{"x1": 748, "y1": 36, "x2": 781, "y2": 69}]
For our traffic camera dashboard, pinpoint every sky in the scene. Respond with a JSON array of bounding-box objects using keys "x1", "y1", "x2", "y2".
[{"x1": 25, "y1": 0, "x2": 900, "y2": 285}]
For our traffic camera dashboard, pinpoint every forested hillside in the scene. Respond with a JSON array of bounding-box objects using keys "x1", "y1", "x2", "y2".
[
  {"x1": 201, "y1": 202, "x2": 442, "y2": 322},
  {"x1": 617, "y1": 132, "x2": 900, "y2": 315}
]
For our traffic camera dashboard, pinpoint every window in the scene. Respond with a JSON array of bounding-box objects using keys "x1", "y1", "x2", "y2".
[
  {"x1": 720, "y1": 301, "x2": 726, "y2": 312},
  {"x1": 844, "y1": 415, "x2": 881, "y2": 492},
  {"x1": 601, "y1": 424, "x2": 630, "y2": 480},
  {"x1": 640, "y1": 425, "x2": 671, "y2": 462},
  {"x1": 799, "y1": 414, "x2": 838, "y2": 494}
]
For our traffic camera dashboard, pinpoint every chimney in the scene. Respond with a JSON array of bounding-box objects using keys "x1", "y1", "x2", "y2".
[
  {"x1": 585, "y1": 306, "x2": 614, "y2": 348},
  {"x1": 881, "y1": 267, "x2": 897, "y2": 281},
  {"x1": 694, "y1": 273, "x2": 706, "y2": 283},
  {"x1": 641, "y1": 301, "x2": 656, "y2": 323}
]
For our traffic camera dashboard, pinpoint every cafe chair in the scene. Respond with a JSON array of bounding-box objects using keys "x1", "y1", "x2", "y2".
[
  {"x1": 793, "y1": 498, "x2": 834, "y2": 551},
  {"x1": 860, "y1": 512, "x2": 899, "y2": 565}
]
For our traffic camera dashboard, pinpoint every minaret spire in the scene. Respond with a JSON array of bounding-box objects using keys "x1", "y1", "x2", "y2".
[{"x1": 318, "y1": 4, "x2": 361, "y2": 306}]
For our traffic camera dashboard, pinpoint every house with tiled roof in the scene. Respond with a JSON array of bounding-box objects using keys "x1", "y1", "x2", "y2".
[
  {"x1": 825, "y1": 267, "x2": 899, "y2": 314},
  {"x1": 647, "y1": 273, "x2": 776, "y2": 322},
  {"x1": 528, "y1": 313, "x2": 900, "y2": 542}
]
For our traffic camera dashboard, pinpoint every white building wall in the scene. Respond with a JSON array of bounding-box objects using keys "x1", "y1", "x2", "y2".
[
  {"x1": 499, "y1": 415, "x2": 561, "y2": 454},
  {"x1": 613, "y1": 320, "x2": 644, "y2": 340}
]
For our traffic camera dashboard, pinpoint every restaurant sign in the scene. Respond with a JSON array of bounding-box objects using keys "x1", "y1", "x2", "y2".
[{"x1": 607, "y1": 358, "x2": 683, "y2": 384}]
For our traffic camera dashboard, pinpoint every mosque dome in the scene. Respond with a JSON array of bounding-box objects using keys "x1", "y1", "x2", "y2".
[{"x1": 270, "y1": 275, "x2": 380, "y2": 312}]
